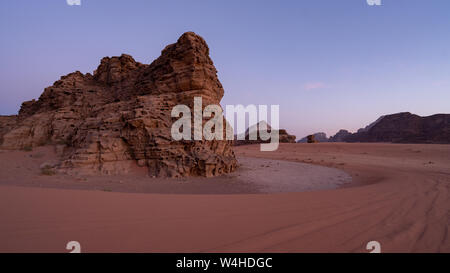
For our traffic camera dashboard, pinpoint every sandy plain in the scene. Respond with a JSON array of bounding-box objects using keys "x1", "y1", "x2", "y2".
[{"x1": 0, "y1": 143, "x2": 448, "y2": 252}]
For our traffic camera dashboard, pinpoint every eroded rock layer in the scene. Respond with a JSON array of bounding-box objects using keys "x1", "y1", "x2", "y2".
[{"x1": 0, "y1": 32, "x2": 237, "y2": 177}]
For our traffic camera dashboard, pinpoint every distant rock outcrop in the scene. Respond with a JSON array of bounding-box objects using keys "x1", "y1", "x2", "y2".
[
  {"x1": 0, "y1": 32, "x2": 237, "y2": 177},
  {"x1": 344, "y1": 112, "x2": 450, "y2": 143},
  {"x1": 279, "y1": 129, "x2": 297, "y2": 143},
  {"x1": 299, "y1": 112, "x2": 450, "y2": 144},
  {"x1": 329, "y1": 129, "x2": 352, "y2": 142},
  {"x1": 306, "y1": 135, "x2": 317, "y2": 143},
  {"x1": 297, "y1": 132, "x2": 328, "y2": 143},
  {"x1": 234, "y1": 121, "x2": 296, "y2": 145}
]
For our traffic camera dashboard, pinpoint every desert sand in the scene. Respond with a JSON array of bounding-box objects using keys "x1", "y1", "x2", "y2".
[{"x1": 0, "y1": 143, "x2": 449, "y2": 252}]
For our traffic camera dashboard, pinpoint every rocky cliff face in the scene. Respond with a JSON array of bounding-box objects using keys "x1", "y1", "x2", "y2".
[
  {"x1": 344, "y1": 112, "x2": 450, "y2": 144},
  {"x1": 0, "y1": 32, "x2": 237, "y2": 177}
]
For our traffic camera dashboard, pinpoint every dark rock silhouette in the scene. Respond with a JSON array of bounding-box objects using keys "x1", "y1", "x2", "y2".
[
  {"x1": 298, "y1": 132, "x2": 328, "y2": 143},
  {"x1": 329, "y1": 129, "x2": 352, "y2": 142},
  {"x1": 306, "y1": 135, "x2": 318, "y2": 143},
  {"x1": 344, "y1": 112, "x2": 450, "y2": 143}
]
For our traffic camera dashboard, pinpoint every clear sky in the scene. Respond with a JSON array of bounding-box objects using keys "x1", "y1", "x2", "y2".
[{"x1": 1, "y1": 0, "x2": 449, "y2": 138}]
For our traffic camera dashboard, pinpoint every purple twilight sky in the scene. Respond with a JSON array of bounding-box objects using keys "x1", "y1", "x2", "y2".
[{"x1": 1, "y1": 0, "x2": 449, "y2": 138}]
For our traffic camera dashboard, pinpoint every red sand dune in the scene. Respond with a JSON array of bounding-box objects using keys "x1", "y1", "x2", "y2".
[{"x1": 0, "y1": 143, "x2": 449, "y2": 252}]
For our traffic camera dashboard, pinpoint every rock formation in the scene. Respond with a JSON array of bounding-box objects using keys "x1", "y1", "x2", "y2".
[
  {"x1": 295, "y1": 112, "x2": 450, "y2": 144},
  {"x1": 297, "y1": 132, "x2": 328, "y2": 143},
  {"x1": 343, "y1": 112, "x2": 450, "y2": 144},
  {"x1": 356, "y1": 116, "x2": 385, "y2": 134},
  {"x1": 329, "y1": 129, "x2": 352, "y2": 142},
  {"x1": 234, "y1": 121, "x2": 296, "y2": 145},
  {"x1": 306, "y1": 135, "x2": 317, "y2": 143},
  {"x1": 0, "y1": 32, "x2": 237, "y2": 177},
  {"x1": 278, "y1": 129, "x2": 297, "y2": 143}
]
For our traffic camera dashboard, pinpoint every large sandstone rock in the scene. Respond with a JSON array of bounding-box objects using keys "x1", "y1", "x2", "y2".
[{"x1": 0, "y1": 32, "x2": 237, "y2": 177}]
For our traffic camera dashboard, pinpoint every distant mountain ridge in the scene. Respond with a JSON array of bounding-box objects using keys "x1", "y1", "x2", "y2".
[
  {"x1": 356, "y1": 116, "x2": 385, "y2": 133},
  {"x1": 344, "y1": 112, "x2": 450, "y2": 144},
  {"x1": 298, "y1": 112, "x2": 450, "y2": 144}
]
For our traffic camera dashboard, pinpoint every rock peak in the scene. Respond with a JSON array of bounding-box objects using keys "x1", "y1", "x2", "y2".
[
  {"x1": 178, "y1": 31, "x2": 209, "y2": 48},
  {"x1": 160, "y1": 32, "x2": 211, "y2": 60},
  {"x1": 93, "y1": 53, "x2": 143, "y2": 85}
]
